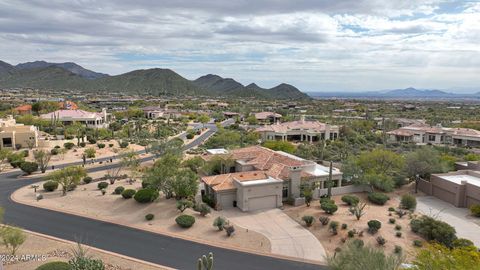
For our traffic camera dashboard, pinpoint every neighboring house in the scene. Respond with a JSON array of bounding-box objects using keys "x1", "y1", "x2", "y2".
[
  {"x1": 387, "y1": 123, "x2": 480, "y2": 147},
  {"x1": 223, "y1": 112, "x2": 240, "y2": 119},
  {"x1": 13, "y1": 104, "x2": 32, "y2": 115},
  {"x1": 200, "y1": 101, "x2": 229, "y2": 108},
  {"x1": 201, "y1": 146, "x2": 342, "y2": 211},
  {"x1": 41, "y1": 109, "x2": 110, "y2": 129},
  {"x1": 142, "y1": 106, "x2": 183, "y2": 119},
  {"x1": 256, "y1": 116, "x2": 340, "y2": 142},
  {"x1": 0, "y1": 115, "x2": 38, "y2": 149},
  {"x1": 254, "y1": 111, "x2": 282, "y2": 124},
  {"x1": 418, "y1": 170, "x2": 480, "y2": 208},
  {"x1": 58, "y1": 100, "x2": 78, "y2": 110}
]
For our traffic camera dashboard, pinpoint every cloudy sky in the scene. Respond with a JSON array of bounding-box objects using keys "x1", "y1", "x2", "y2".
[{"x1": 0, "y1": 0, "x2": 479, "y2": 92}]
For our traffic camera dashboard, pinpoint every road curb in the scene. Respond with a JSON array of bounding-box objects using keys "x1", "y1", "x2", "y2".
[{"x1": 11, "y1": 186, "x2": 326, "y2": 266}]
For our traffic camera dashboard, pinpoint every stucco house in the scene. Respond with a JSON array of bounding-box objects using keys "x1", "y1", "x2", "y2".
[
  {"x1": 41, "y1": 109, "x2": 110, "y2": 129},
  {"x1": 201, "y1": 146, "x2": 342, "y2": 211},
  {"x1": 254, "y1": 112, "x2": 282, "y2": 124},
  {"x1": 0, "y1": 115, "x2": 38, "y2": 149},
  {"x1": 256, "y1": 116, "x2": 340, "y2": 143}
]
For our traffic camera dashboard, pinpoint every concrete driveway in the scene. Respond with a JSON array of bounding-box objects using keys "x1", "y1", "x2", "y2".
[
  {"x1": 417, "y1": 196, "x2": 480, "y2": 247},
  {"x1": 223, "y1": 208, "x2": 326, "y2": 263}
]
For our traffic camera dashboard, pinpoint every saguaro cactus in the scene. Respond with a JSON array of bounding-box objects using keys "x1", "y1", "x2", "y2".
[{"x1": 197, "y1": 252, "x2": 214, "y2": 270}]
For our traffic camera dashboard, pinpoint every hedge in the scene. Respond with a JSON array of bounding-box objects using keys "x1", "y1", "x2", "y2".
[
  {"x1": 175, "y1": 214, "x2": 195, "y2": 228},
  {"x1": 97, "y1": 181, "x2": 109, "y2": 190},
  {"x1": 121, "y1": 189, "x2": 136, "y2": 199},
  {"x1": 368, "y1": 192, "x2": 390, "y2": 205},
  {"x1": 341, "y1": 195, "x2": 359, "y2": 206},
  {"x1": 114, "y1": 186, "x2": 125, "y2": 195},
  {"x1": 20, "y1": 161, "x2": 38, "y2": 175},
  {"x1": 43, "y1": 180, "x2": 59, "y2": 192},
  {"x1": 134, "y1": 188, "x2": 159, "y2": 203}
]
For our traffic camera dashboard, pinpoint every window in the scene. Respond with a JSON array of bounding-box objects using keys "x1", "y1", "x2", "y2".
[
  {"x1": 282, "y1": 186, "x2": 288, "y2": 198},
  {"x1": 428, "y1": 135, "x2": 436, "y2": 141},
  {"x1": 2, "y1": 137, "x2": 12, "y2": 147}
]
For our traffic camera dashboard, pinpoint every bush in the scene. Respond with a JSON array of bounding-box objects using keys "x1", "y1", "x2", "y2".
[
  {"x1": 35, "y1": 261, "x2": 71, "y2": 270},
  {"x1": 321, "y1": 203, "x2": 338, "y2": 214},
  {"x1": 114, "y1": 186, "x2": 125, "y2": 195},
  {"x1": 410, "y1": 216, "x2": 457, "y2": 247},
  {"x1": 176, "y1": 199, "x2": 194, "y2": 212},
  {"x1": 213, "y1": 216, "x2": 228, "y2": 231},
  {"x1": 320, "y1": 197, "x2": 335, "y2": 205},
  {"x1": 319, "y1": 216, "x2": 330, "y2": 225},
  {"x1": 470, "y1": 204, "x2": 480, "y2": 217},
  {"x1": 20, "y1": 161, "x2": 38, "y2": 175},
  {"x1": 97, "y1": 143, "x2": 105, "y2": 149},
  {"x1": 109, "y1": 143, "x2": 114, "y2": 147},
  {"x1": 134, "y1": 188, "x2": 159, "y2": 203},
  {"x1": 452, "y1": 238, "x2": 474, "y2": 248},
  {"x1": 413, "y1": 240, "x2": 423, "y2": 247},
  {"x1": 396, "y1": 231, "x2": 402, "y2": 238},
  {"x1": 88, "y1": 139, "x2": 97, "y2": 144},
  {"x1": 79, "y1": 142, "x2": 86, "y2": 147},
  {"x1": 368, "y1": 192, "x2": 390, "y2": 205},
  {"x1": 83, "y1": 176, "x2": 93, "y2": 184},
  {"x1": 389, "y1": 218, "x2": 396, "y2": 224},
  {"x1": 395, "y1": 224, "x2": 402, "y2": 231},
  {"x1": 50, "y1": 148, "x2": 59, "y2": 155},
  {"x1": 175, "y1": 214, "x2": 195, "y2": 228},
  {"x1": 352, "y1": 239, "x2": 364, "y2": 248},
  {"x1": 141, "y1": 180, "x2": 152, "y2": 189},
  {"x1": 302, "y1": 215, "x2": 315, "y2": 227},
  {"x1": 64, "y1": 142, "x2": 75, "y2": 149},
  {"x1": 329, "y1": 221, "x2": 339, "y2": 235},
  {"x1": 341, "y1": 223, "x2": 348, "y2": 230},
  {"x1": 194, "y1": 203, "x2": 211, "y2": 216},
  {"x1": 145, "y1": 213, "x2": 155, "y2": 221},
  {"x1": 186, "y1": 133, "x2": 194, "y2": 139},
  {"x1": 388, "y1": 207, "x2": 395, "y2": 212},
  {"x1": 347, "y1": 230, "x2": 355, "y2": 238},
  {"x1": 341, "y1": 195, "x2": 360, "y2": 206},
  {"x1": 119, "y1": 141, "x2": 129, "y2": 148},
  {"x1": 43, "y1": 180, "x2": 59, "y2": 192},
  {"x1": 21, "y1": 149, "x2": 29, "y2": 157},
  {"x1": 8, "y1": 153, "x2": 24, "y2": 168},
  {"x1": 225, "y1": 225, "x2": 235, "y2": 237},
  {"x1": 97, "y1": 182, "x2": 108, "y2": 190},
  {"x1": 400, "y1": 194, "x2": 417, "y2": 210},
  {"x1": 376, "y1": 236, "x2": 386, "y2": 246},
  {"x1": 367, "y1": 220, "x2": 382, "y2": 234},
  {"x1": 121, "y1": 189, "x2": 136, "y2": 199},
  {"x1": 394, "y1": 245, "x2": 402, "y2": 254}
]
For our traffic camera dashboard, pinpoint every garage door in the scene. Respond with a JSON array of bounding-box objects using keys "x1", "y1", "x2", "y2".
[
  {"x1": 219, "y1": 193, "x2": 236, "y2": 209},
  {"x1": 248, "y1": 196, "x2": 277, "y2": 211},
  {"x1": 432, "y1": 186, "x2": 456, "y2": 206}
]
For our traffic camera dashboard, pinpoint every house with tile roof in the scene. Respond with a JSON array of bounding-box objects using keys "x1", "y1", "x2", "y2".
[
  {"x1": 201, "y1": 145, "x2": 342, "y2": 211},
  {"x1": 387, "y1": 123, "x2": 480, "y2": 147},
  {"x1": 256, "y1": 116, "x2": 340, "y2": 143},
  {"x1": 254, "y1": 111, "x2": 282, "y2": 124},
  {"x1": 0, "y1": 115, "x2": 38, "y2": 149},
  {"x1": 40, "y1": 109, "x2": 110, "y2": 129},
  {"x1": 13, "y1": 104, "x2": 32, "y2": 115}
]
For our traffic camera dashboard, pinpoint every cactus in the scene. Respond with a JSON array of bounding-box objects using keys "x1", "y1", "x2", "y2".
[{"x1": 197, "y1": 252, "x2": 214, "y2": 270}]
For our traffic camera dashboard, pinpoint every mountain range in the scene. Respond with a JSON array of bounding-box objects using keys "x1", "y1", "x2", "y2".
[
  {"x1": 0, "y1": 60, "x2": 310, "y2": 100},
  {"x1": 309, "y1": 87, "x2": 480, "y2": 99}
]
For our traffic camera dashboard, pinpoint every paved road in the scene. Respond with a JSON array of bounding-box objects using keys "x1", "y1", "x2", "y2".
[{"x1": 0, "y1": 120, "x2": 325, "y2": 270}]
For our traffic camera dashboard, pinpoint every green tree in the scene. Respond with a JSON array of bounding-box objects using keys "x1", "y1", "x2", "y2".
[
  {"x1": 33, "y1": 150, "x2": 52, "y2": 173},
  {"x1": 182, "y1": 156, "x2": 205, "y2": 173},
  {"x1": 328, "y1": 241, "x2": 403, "y2": 270},
  {"x1": 0, "y1": 149, "x2": 12, "y2": 172},
  {"x1": 47, "y1": 166, "x2": 87, "y2": 196},
  {"x1": 171, "y1": 169, "x2": 199, "y2": 199},
  {"x1": 413, "y1": 243, "x2": 480, "y2": 270},
  {"x1": 144, "y1": 153, "x2": 182, "y2": 198},
  {"x1": 246, "y1": 115, "x2": 258, "y2": 125},
  {"x1": 197, "y1": 114, "x2": 210, "y2": 129},
  {"x1": 1, "y1": 226, "x2": 27, "y2": 255}
]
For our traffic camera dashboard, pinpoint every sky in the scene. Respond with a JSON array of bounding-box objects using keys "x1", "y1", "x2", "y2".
[{"x1": 0, "y1": 0, "x2": 479, "y2": 93}]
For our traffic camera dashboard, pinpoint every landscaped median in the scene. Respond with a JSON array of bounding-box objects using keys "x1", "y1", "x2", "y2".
[{"x1": 11, "y1": 176, "x2": 272, "y2": 257}]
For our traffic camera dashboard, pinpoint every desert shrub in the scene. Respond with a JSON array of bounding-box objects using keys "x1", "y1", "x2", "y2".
[
  {"x1": 396, "y1": 231, "x2": 402, "y2": 238},
  {"x1": 388, "y1": 207, "x2": 395, "y2": 212},
  {"x1": 194, "y1": 203, "x2": 211, "y2": 216},
  {"x1": 319, "y1": 216, "x2": 330, "y2": 226},
  {"x1": 302, "y1": 215, "x2": 315, "y2": 227},
  {"x1": 225, "y1": 225, "x2": 235, "y2": 237},
  {"x1": 341, "y1": 195, "x2": 359, "y2": 206},
  {"x1": 186, "y1": 133, "x2": 194, "y2": 139},
  {"x1": 320, "y1": 197, "x2": 335, "y2": 205},
  {"x1": 64, "y1": 142, "x2": 75, "y2": 149},
  {"x1": 114, "y1": 186, "x2": 125, "y2": 195},
  {"x1": 176, "y1": 214, "x2": 195, "y2": 228},
  {"x1": 470, "y1": 204, "x2": 480, "y2": 217},
  {"x1": 97, "y1": 181, "x2": 108, "y2": 190},
  {"x1": 352, "y1": 239, "x2": 364, "y2": 248},
  {"x1": 145, "y1": 213, "x2": 154, "y2": 221},
  {"x1": 341, "y1": 223, "x2": 348, "y2": 230},
  {"x1": 400, "y1": 194, "x2": 417, "y2": 210},
  {"x1": 88, "y1": 139, "x2": 97, "y2": 144},
  {"x1": 367, "y1": 192, "x2": 390, "y2": 205},
  {"x1": 367, "y1": 220, "x2": 382, "y2": 234},
  {"x1": 176, "y1": 199, "x2": 194, "y2": 212},
  {"x1": 134, "y1": 188, "x2": 159, "y2": 203},
  {"x1": 97, "y1": 143, "x2": 105, "y2": 149},
  {"x1": 141, "y1": 180, "x2": 152, "y2": 189},
  {"x1": 410, "y1": 216, "x2": 457, "y2": 247},
  {"x1": 79, "y1": 142, "x2": 86, "y2": 147},
  {"x1": 452, "y1": 238, "x2": 474, "y2": 248},
  {"x1": 109, "y1": 143, "x2": 114, "y2": 147},
  {"x1": 83, "y1": 176, "x2": 93, "y2": 184},
  {"x1": 389, "y1": 218, "x2": 396, "y2": 224},
  {"x1": 43, "y1": 180, "x2": 59, "y2": 192},
  {"x1": 394, "y1": 245, "x2": 402, "y2": 254},
  {"x1": 376, "y1": 236, "x2": 386, "y2": 246},
  {"x1": 21, "y1": 149, "x2": 29, "y2": 157},
  {"x1": 20, "y1": 161, "x2": 38, "y2": 175},
  {"x1": 396, "y1": 209, "x2": 407, "y2": 218},
  {"x1": 395, "y1": 225, "x2": 402, "y2": 231},
  {"x1": 8, "y1": 153, "x2": 24, "y2": 168},
  {"x1": 119, "y1": 141, "x2": 129, "y2": 148},
  {"x1": 50, "y1": 148, "x2": 59, "y2": 155},
  {"x1": 121, "y1": 189, "x2": 136, "y2": 199},
  {"x1": 35, "y1": 261, "x2": 71, "y2": 270},
  {"x1": 321, "y1": 203, "x2": 338, "y2": 214},
  {"x1": 68, "y1": 257, "x2": 104, "y2": 270},
  {"x1": 329, "y1": 221, "x2": 339, "y2": 235},
  {"x1": 347, "y1": 230, "x2": 355, "y2": 238},
  {"x1": 413, "y1": 240, "x2": 423, "y2": 247},
  {"x1": 213, "y1": 216, "x2": 228, "y2": 231}
]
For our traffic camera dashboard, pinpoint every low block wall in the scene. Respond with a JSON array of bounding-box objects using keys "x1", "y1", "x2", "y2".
[{"x1": 314, "y1": 184, "x2": 372, "y2": 199}]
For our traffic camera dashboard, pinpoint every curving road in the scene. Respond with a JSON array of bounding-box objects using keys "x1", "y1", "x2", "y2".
[{"x1": 0, "y1": 121, "x2": 326, "y2": 270}]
